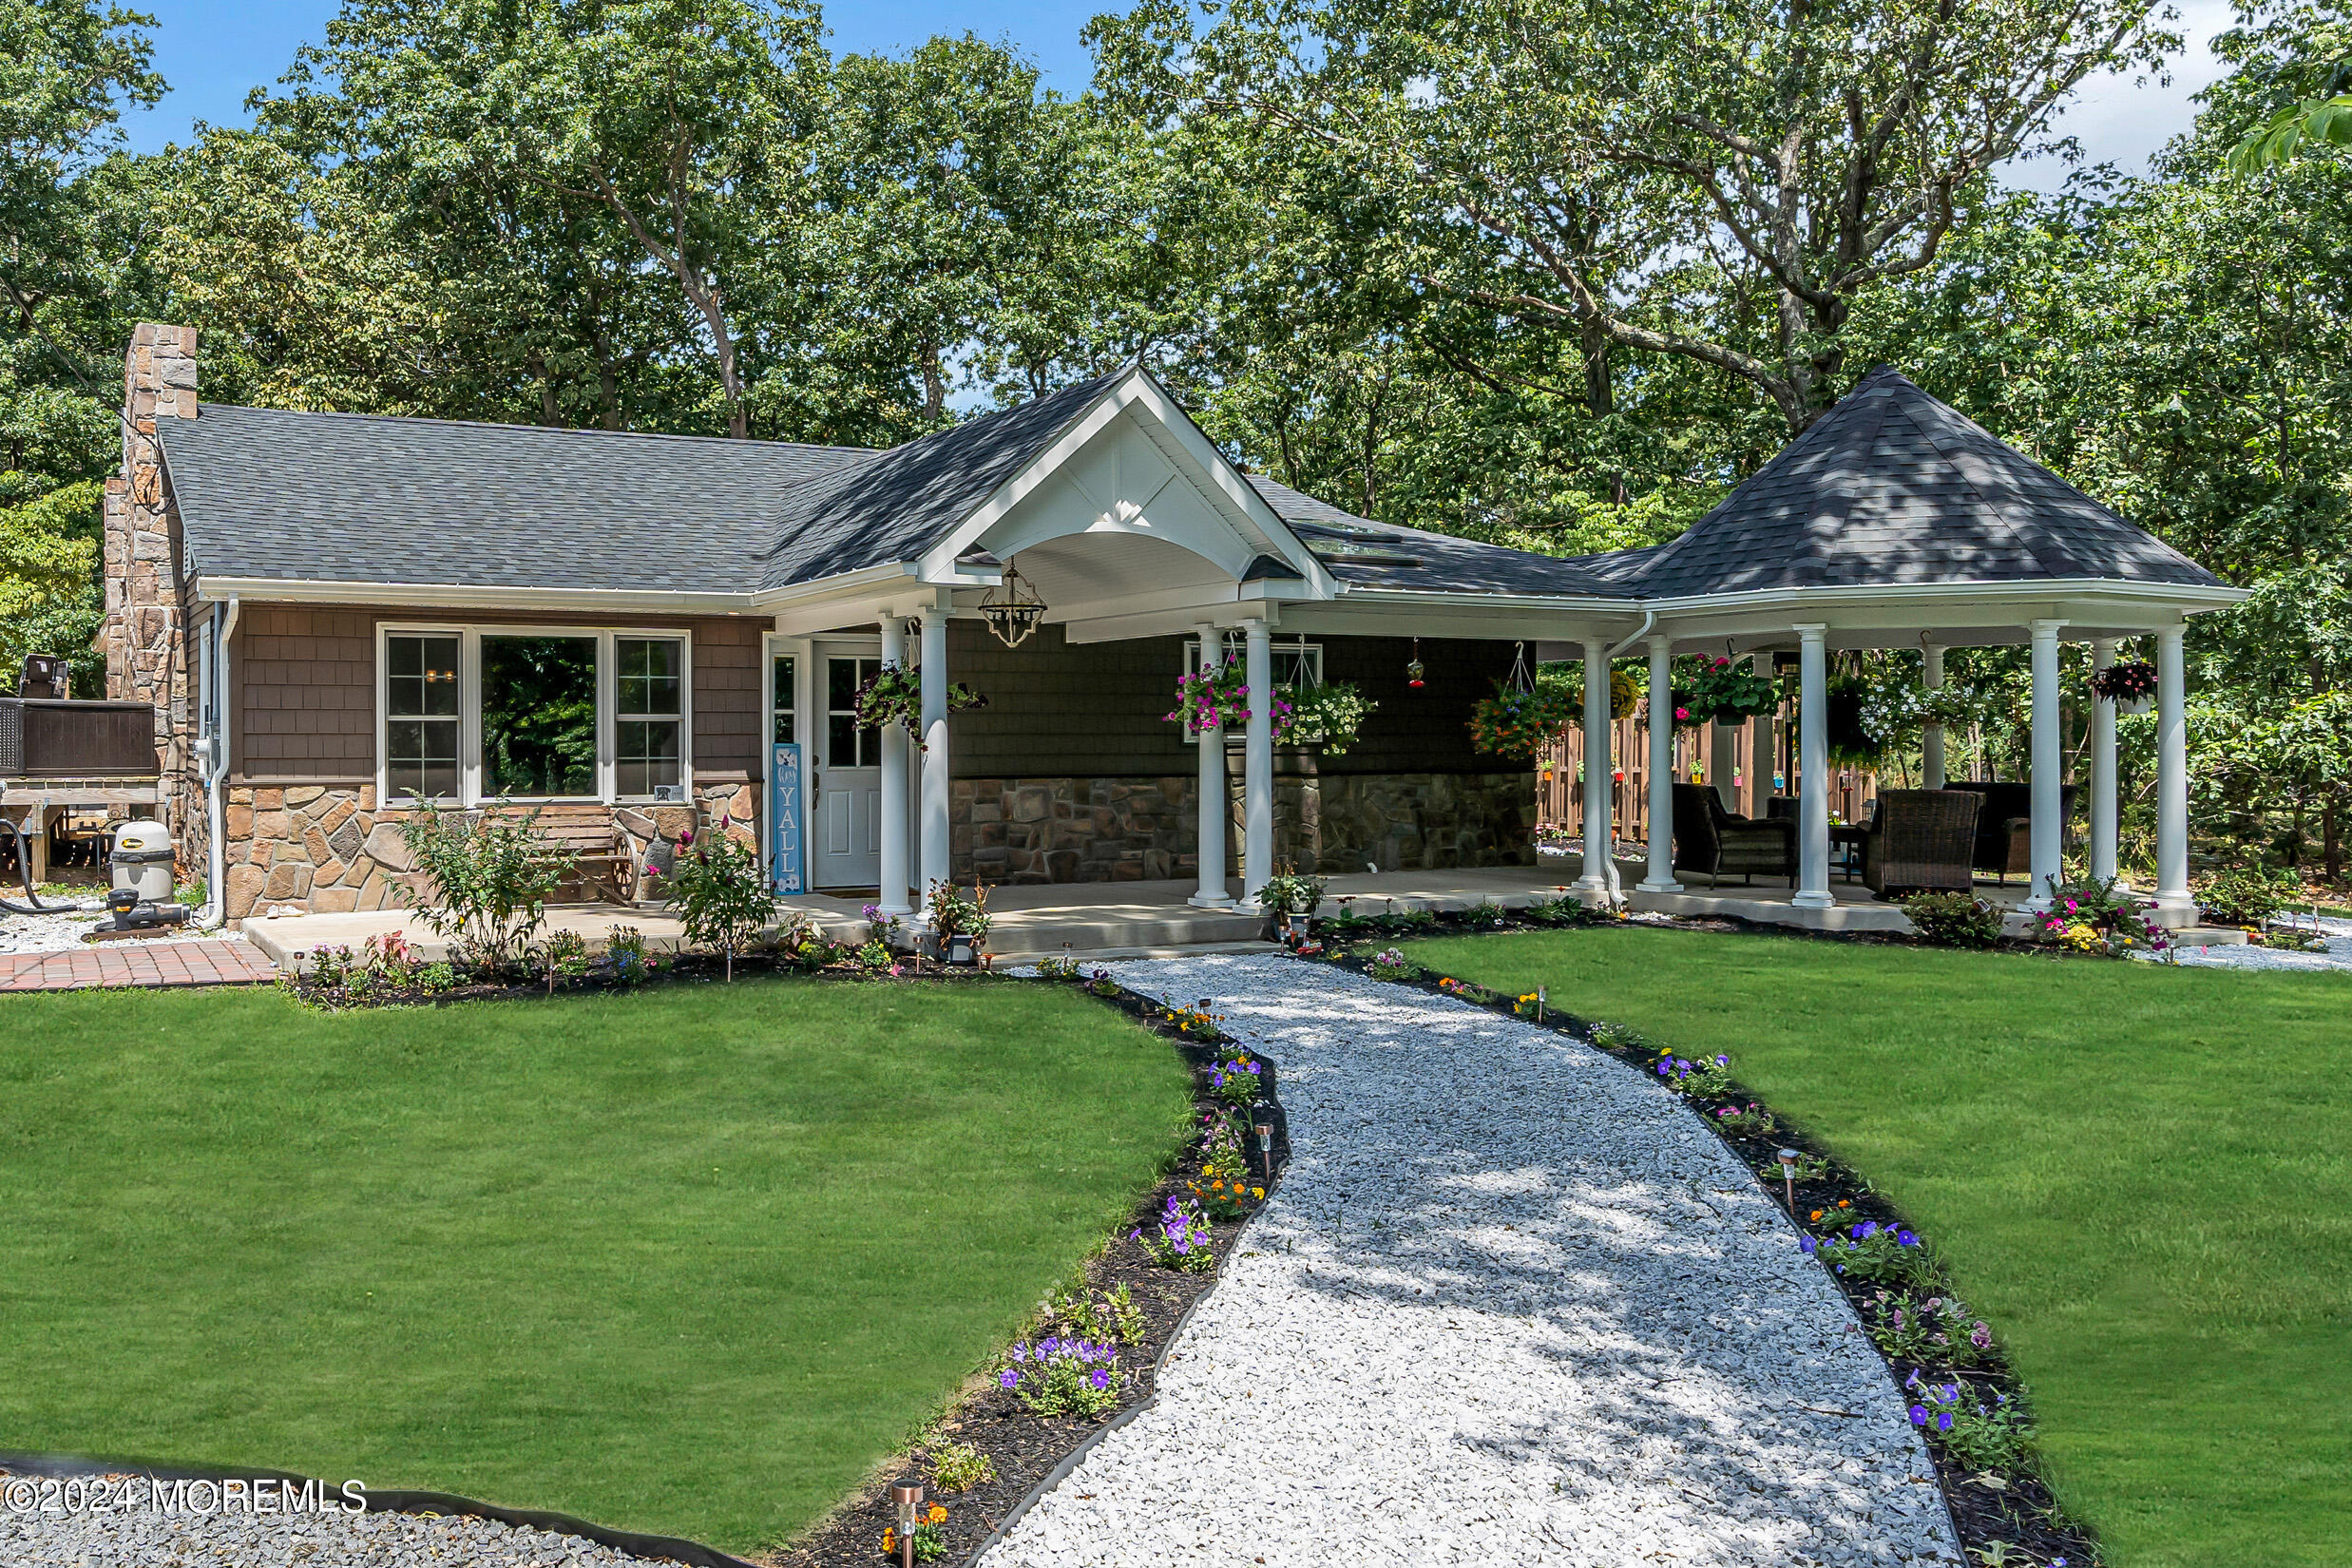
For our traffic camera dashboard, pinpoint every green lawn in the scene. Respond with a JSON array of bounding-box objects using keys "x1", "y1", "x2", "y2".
[
  {"x1": 0, "y1": 978, "x2": 1192, "y2": 1553},
  {"x1": 1406, "y1": 928, "x2": 2352, "y2": 1567}
]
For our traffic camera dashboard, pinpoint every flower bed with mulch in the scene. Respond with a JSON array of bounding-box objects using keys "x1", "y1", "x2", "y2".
[
  {"x1": 1310, "y1": 938, "x2": 2098, "y2": 1567},
  {"x1": 770, "y1": 972, "x2": 1290, "y2": 1568}
]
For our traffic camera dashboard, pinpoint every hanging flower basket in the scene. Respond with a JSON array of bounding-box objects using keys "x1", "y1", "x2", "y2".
[
  {"x1": 1680, "y1": 656, "x2": 1781, "y2": 724},
  {"x1": 1166, "y1": 658, "x2": 1251, "y2": 734},
  {"x1": 2091, "y1": 660, "x2": 2159, "y2": 709},
  {"x1": 1468, "y1": 680, "x2": 1578, "y2": 760},
  {"x1": 853, "y1": 664, "x2": 986, "y2": 750},
  {"x1": 1276, "y1": 679, "x2": 1377, "y2": 755}
]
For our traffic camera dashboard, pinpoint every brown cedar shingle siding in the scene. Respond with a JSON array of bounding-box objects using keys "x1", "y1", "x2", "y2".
[
  {"x1": 226, "y1": 602, "x2": 1520, "y2": 786},
  {"x1": 236, "y1": 605, "x2": 374, "y2": 775},
  {"x1": 230, "y1": 603, "x2": 770, "y2": 783},
  {"x1": 1316, "y1": 636, "x2": 1519, "y2": 775},
  {"x1": 691, "y1": 617, "x2": 763, "y2": 777},
  {"x1": 946, "y1": 624, "x2": 1515, "y2": 778}
]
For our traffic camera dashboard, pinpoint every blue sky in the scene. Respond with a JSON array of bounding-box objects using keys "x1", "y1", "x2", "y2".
[
  {"x1": 120, "y1": 0, "x2": 1108, "y2": 154},
  {"x1": 122, "y1": 0, "x2": 2238, "y2": 190}
]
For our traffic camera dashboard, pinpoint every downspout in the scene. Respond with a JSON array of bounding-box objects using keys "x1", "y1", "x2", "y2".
[
  {"x1": 1597, "y1": 611, "x2": 1657, "y2": 894},
  {"x1": 1605, "y1": 608, "x2": 1656, "y2": 660},
  {"x1": 195, "y1": 596, "x2": 239, "y2": 930}
]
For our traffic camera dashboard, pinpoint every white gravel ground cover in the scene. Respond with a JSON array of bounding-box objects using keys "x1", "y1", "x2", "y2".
[
  {"x1": 2151, "y1": 914, "x2": 2352, "y2": 973},
  {"x1": 0, "y1": 1498, "x2": 662, "y2": 1566},
  {"x1": 984, "y1": 954, "x2": 1960, "y2": 1568},
  {"x1": 0, "y1": 904, "x2": 218, "y2": 956}
]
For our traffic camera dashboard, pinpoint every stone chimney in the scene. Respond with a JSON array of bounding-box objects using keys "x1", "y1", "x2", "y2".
[{"x1": 102, "y1": 324, "x2": 200, "y2": 829}]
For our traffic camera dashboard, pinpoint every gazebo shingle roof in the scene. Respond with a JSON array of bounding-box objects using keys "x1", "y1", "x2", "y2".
[{"x1": 1617, "y1": 368, "x2": 2225, "y2": 598}]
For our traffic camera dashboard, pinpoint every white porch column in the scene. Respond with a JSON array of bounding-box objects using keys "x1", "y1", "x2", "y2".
[
  {"x1": 2025, "y1": 619, "x2": 2066, "y2": 909},
  {"x1": 2155, "y1": 624, "x2": 2194, "y2": 924},
  {"x1": 2090, "y1": 637, "x2": 2120, "y2": 886},
  {"x1": 877, "y1": 615, "x2": 912, "y2": 916},
  {"x1": 1189, "y1": 623, "x2": 1233, "y2": 907},
  {"x1": 1241, "y1": 618, "x2": 1274, "y2": 906},
  {"x1": 1638, "y1": 634, "x2": 1681, "y2": 893},
  {"x1": 1922, "y1": 641, "x2": 1947, "y2": 792},
  {"x1": 918, "y1": 599, "x2": 951, "y2": 907},
  {"x1": 1792, "y1": 624, "x2": 1833, "y2": 909},
  {"x1": 1576, "y1": 638, "x2": 1614, "y2": 897}
]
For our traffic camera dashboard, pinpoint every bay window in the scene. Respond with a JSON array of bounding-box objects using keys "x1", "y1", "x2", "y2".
[{"x1": 378, "y1": 625, "x2": 692, "y2": 806}]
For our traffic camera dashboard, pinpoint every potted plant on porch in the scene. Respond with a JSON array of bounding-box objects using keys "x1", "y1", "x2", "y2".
[
  {"x1": 925, "y1": 879, "x2": 991, "y2": 966},
  {"x1": 1256, "y1": 865, "x2": 1328, "y2": 942}
]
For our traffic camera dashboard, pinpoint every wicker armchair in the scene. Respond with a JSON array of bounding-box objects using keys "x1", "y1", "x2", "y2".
[
  {"x1": 1860, "y1": 790, "x2": 1981, "y2": 897},
  {"x1": 1671, "y1": 783, "x2": 1797, "y2": 886},
  {"x1": 1941, "y1": 781, "x2": 2077, "y2": 883}
]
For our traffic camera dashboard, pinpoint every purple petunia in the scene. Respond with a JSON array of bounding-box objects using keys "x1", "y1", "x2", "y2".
[
  {"x1": 1800, "y1": 1236, "x2": 1818, "y2": 1253},
  {"x1": 1897, "y1": 1230, "x2": 1919, "y2": 1247},
  {"x1": 999, "y1": 1370, "x2": 1019, "y2": 1388},
  {"x1": 1714, "y1": 1055, "x2": 1729, "y2": 1067},
  {"x1": 1938, "y1": 1411, "x2": 1954, "y2": 1432},
  {"x1": 1090, "y1": 1368, "x2": 1111, "y2": 1389},
  {"x1": 1908, "y1": 1405, "x2": 1928, "y2": 1426}
]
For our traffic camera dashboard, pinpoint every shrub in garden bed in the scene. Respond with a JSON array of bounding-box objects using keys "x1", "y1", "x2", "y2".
[
  {"x1": 1897, "y1": 891, "x2": 2005, "y2": 948},
  {"x1": 1315, "y1": 941, "x2": 2100, "y2": 1568}
]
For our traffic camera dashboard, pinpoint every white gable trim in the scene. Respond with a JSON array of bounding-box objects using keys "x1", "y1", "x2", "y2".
[{"x1": 912, "y1": 368, "x2": 1336, "y2": 597}]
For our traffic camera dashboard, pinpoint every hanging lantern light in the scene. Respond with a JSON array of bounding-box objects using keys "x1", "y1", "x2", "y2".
[
  {"x1": 1405, "y1": 636, "x2": 1425, "y2": 688},
  {"x1": 977, "y1": 557, "x2": 1047, "y2": 648}
]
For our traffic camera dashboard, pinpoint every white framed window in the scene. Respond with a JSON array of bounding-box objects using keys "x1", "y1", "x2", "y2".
[
  {"x1": 1178, "y1": 636, "x2": 1322, "y2": 743},
  {"x1": 376, "y1": 624, "x2": 693, "y2": 807}
]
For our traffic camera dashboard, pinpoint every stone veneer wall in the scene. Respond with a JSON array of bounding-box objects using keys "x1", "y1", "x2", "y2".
[
  {"x1": 102, "y1": 323, "x2": 203, "y2": 866},
  {"x1": 952, "y1": 776, "x2": 1199, "y2": 885},
  {"x1": 1308, "y1": 772, "x2": 1537, "y2": 873},
  {"x1": 947, "y1": 766, "x2": 1533, "y2": 888},
  {"x1": 223, "y1": 778, "x2": 758, "y2": 923}
]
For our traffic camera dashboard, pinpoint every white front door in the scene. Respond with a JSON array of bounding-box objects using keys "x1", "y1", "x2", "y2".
[{"x1": 811, "y1": 642, "x2": 883, "y2": 889}]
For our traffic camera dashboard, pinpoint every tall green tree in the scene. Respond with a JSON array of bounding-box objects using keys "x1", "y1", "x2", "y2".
[
  {"x1": 1, "y1": 0, "x2": 163, "y2": 687},
  {"x1": 1098, "y1": 0, "x2": 2177, "y2": 434}
]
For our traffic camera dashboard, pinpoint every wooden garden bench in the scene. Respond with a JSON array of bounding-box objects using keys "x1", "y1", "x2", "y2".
[{"x1": 479, "y1": 802, "x2": 632, "y2": 905}]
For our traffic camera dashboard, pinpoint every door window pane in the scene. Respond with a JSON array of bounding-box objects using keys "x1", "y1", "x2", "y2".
[
  {"x1": 826, "y1": 656, "x2": 880, "y2": 767},
  {"x1": 772, "y1": 654, "x2": 796, "y2": 744},
  {"x1": 615, "y1": 637, "x2": 683, "y2": 796},
  {"x1": 481, "y1": 634, "x2": 598, "y2": 796},
  {"x1": 385, "y1": 634, "x2": 459, "y2": 801}
]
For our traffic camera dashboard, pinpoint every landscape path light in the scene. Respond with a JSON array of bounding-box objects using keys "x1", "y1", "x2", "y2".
[
  {"x1": 1255, "y1": 1119, "x2": 1273, "y2": 1186},
  {"x1": 1777, "y1": 1148, "x2": 1800, "y2": 1214},
  {"x1": 891, "y1": 1478, "x2": 924, "y2": 1568}
]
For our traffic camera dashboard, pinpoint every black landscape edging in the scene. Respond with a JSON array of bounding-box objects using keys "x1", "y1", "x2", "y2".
[
  {"x1": 774, "y1": 970, "x2": 1290, "y2": 1568},
  {"x1": 1303, "y1": 939, "x2": 2101, "y2": 1567},
  {"x1": 0, "y1": 1450, "x2": 753, "y2": 1566}
]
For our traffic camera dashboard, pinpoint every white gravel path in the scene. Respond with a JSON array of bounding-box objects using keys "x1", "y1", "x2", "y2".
[
  {"x1": 984, "y1": 955, "x2": 1960, "y2": 1568},
  {"x1": 0, "y1": 1495, "x2": 667, "y2": 1566}
]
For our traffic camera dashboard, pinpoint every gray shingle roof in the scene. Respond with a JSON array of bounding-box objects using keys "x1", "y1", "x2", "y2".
[
  {"x1": 1620, "y1": 368, "x2": 2225, "y2": 598},
  {"x1": 156, "y1": 365, "x2": 2219, "y2": 611},
  {"x1": 755, "y1": 369, "x2": 1127, "y2": 590},
  {"x1": 1246, "y1": 477, "x2": 1634, "y2": 599},
  {"x1": 159, "y1": 404, "x2": 876, "y2": 594}
]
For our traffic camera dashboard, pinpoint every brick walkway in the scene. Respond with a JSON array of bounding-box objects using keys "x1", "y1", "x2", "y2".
[{"x1": 0, "y1": 939, "x2": 277, "y2": 992}]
